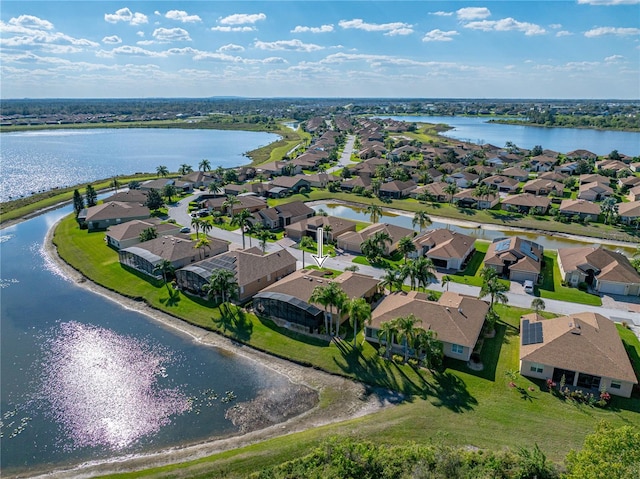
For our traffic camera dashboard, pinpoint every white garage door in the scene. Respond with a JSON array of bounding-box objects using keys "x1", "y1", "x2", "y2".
[{"x1": 598, "y1": 281, "x2": 627, "y2": 295}]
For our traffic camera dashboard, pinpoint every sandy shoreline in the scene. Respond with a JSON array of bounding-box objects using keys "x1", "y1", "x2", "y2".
[{"x1": 17, "y1": 220, "x2": 397, "y2": 479}]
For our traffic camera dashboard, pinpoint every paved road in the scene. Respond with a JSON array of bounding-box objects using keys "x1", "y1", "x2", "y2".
[
  {"x1": 326, "y1": 135, "x2": 358, "y2": 174},
  {"x1": 168, "y1": 192, "x2": 640, "y2": 337}
]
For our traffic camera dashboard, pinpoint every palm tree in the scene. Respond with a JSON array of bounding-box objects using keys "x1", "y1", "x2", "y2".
[
  {"x1": 254, "y1": 224, "x2": 275, "y2": 254},
  {"x1": 72, "y1": 189, "x2": 84, "y2": 217},
  {"x1": 371, "y1": 230, "x2": 392, "y2": 257},
  {"x1": 200, "y1": 219, "x2": 213, "y2": 238},
  {"x1": 153, "y1": 259, "x2": 174, "y2": 293},
  {"x1": 378, "y1": 320, "x2": 398, "y2": 359},
  {"x1": 361, "y1": 237, "x2": 384, "y2": 264},
  {"x1": 531, "y1": 297, "x2": 546, "y2": 313},
  {"x1": 480, "y1": 267, "x2": 509, "y2": 311},
  {"x1": 600, "y1": 197, "x2": 619, "y2": 225},
  {"x1": 346, "y1": 297, "x2": 371, "y2": 346},
  {"x1": 371, "y1": 178, "x2": 381, "y2": 197},
  {"x1": 414, "y1": 328, "x2": 442, "y2": 369},
  {"x1": 299, "y1": 235, "x2": 315, "y2": 268},
  {"x1": 381, "y1": 266, "x2": 403, "y2": 293},
  {"x1": 191, "y1": 216, "x2": 203, "y2": 239},
  {"x1": 178, "y1": 164, "x2": 193, "y2": 175},
  {"x1": 441, "y1": 275, "x2": 451, "y2": 292},
  {"x1": 416, "y1": 257, "x2": 437, "y2": 292},
  {"x1": 397, "y1": 235, "x2": 416, "y2": 264},
  {"x1": 473, "y1": 183, "x2": 492, "y2": 210},
  {"x1": 111, "y1": 177, "x2": 120, "y2": 193},
  {"x1": 222, "y1": 194, "x2": 241, "y2": 216},
  {"x1": 162, "y1": 184, "x2": 177, "y2": 204},
  {"x1": 412, "y1": 211, "x2": 432, "y2": 232},
  {"x1": 309, "y1": 282, "x2": 347, "y2": 335},
  {"x1": 366, "y1": 204, "x2": 383, "y2": 223},
  {"x1": 203, "y1": 269, "x2": 238, "y2": 311},
  {"x1": 199, "y1": 159, "x2": 211, "y2": 171},
  {"x1": 395, "y1": 314, "x2": 421, "y2": 363},
  {"x1": 230, "y1": 209, "x2": 253, "y2": 249},
  {"x1": 195, "y1": 237, "x2": 210, "y2": 260},
  {"x1": 309, "y1": 284, "x2": 332, "y2": 333},
  {"x1": 322, "y1": 224, "x2": 333, "y2": 243},
  {"x1": 444, "y1": 182, "x2": 459, "y2": 204},
  {"x1": 156, "y1": 165, "x2": 169, "y2": 178},
  {"x1": 138, "y1": 227, "x2": 158, "y2": 242}
]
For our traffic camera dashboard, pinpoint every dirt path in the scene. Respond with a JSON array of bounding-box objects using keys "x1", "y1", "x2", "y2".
[{"x1": 25, "y1": 223, "x2": 396, "y2": 479}]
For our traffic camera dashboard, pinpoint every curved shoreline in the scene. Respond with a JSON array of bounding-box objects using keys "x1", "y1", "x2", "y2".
[{"x1": 23, "y1": 219, "x2": 394, "y2": 479}]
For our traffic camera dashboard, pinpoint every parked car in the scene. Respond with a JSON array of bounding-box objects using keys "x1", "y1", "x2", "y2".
[
  {"x1": 523, "y1": 280, "x2": 534, "y2": 294},
  {"x1": 179, "y1": 226, "x2": 190, "y2": 233}
]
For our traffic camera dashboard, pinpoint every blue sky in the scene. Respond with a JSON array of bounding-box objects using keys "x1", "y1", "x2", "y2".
[{"x1": 1, "y1": 1, "x2": 639, "y2": 99}]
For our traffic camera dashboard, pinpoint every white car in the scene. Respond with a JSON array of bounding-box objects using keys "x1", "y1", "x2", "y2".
[{"x1": 523, "y1": 280, "x2": 534, "y2": 294}]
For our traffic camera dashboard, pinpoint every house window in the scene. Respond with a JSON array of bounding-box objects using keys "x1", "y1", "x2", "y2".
[
  {"x1": 610, "y1": 381, "x2": 621, "y2": 390},
  {"x1": 451, "y1": 344, "x2": 464, "y2": 355},
  {"x1": 530, "y1": 363, "x2": 544, "y2": 374}
]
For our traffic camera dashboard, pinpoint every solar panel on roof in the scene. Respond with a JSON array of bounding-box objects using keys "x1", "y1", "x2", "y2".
[
  {"x1": 521, "y1": 319, "x2": 544, "y2": 346},
  {"x1": 495, "y1": 239, "x2": 511, "y2": 253}
]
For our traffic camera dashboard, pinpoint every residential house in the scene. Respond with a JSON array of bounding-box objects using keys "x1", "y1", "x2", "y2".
[
  {"x1": 256, "y1": 161, "x2": 301, "y2": 177},
  {"x1": 630, "y1": 162, "x2": 640, "y2": 173},
  {"x1": 365, "y1": 291, "x2": 489, "y2": 361},
  {"x1": 481, "y1": 175, "x2": 519, "y2": 193},
  {"x1": 446, "y1": 171, "x2": 479, "y2": 188},
  {"x1": 180, "y1": 170, "x2": 217, "y2": 188},
  {"x1": 597, "y1": 159, "x2": 630, "y2": 175},
  {"x1": 340, "y1": 175, "x2": 371, "y2": 192},
  {"x1": 501, "y1": 167, "x2": 530, "y2": 182},
  {"x1": 529, "y1": 155, "x2": 557, "y2": 172},
  {"x1": 80, "y1": 201, "x2": 151, "y2": 231},
  {"x1": 483, "y1": 237, "x2": 543, "y2": 283},
  {"x1": 202, "y1": 195, "x2": 267, "y2": 216},
  {"x1": 254, "y1": 201, "x2": 315, "y2": 229},
  {"x1": 267, "y1": 176, "x2": 311, "y2": 197},
  {"x1": 557, "y1": 245, "x2": 640, "y2": 296},
  {"x1": 558, "y1": 199, "x2": 601, "y2": 220},
  {"x1": 618, "y1": 176, "x2": 640, "y2": 190},
  {"x1": 579, "y1": 173, "x2": 610, "y2": 185},
  {"x1": 253, "y1": 269, "x2": 379, "y2": 333},
  {"x1": 617, "y1": 201, "x2": 640, "y2": 225},
  {"x1": 336, "y1": 223, "x2": 414, "y2": 255},
  {"x1": 304, "y1": 173, "x2": 330, "y2": 188},
  {"x1": 412, "y1": 228, "x2": 475, "y2": 271},
  {"x1": 285, "y1": 215, "x2": 357, "y2": 242},
  {"x1": 105, "y1": 219, "x2": 180, "y2": 250},
  {"x1": 501, "y1": 193, "x2": 551, "y2": 215},
  {"x1": 566, "y1": 149, "x2": 597, "y2": 160},
  {"x1": 378, "y1": 179, "x2": 417, "y2": 199},
  {"x1": 224, "y1": 182, "x2": 267, "y2": 196},
  {"x1": 519, "y1": 312, "x2": 637, "y2": 398},
  {"x1": 175, "y1": 247, "x2": 296, "y2": 303},
  {"x1": 140, "y1": 178, "x2": 193, "y2": 193},
  {"x1": 410, "y1": 181, "x2": 449, "y2": 202},
  {"x1": 628, "y1": 185, "x2": 640, "y2": 202},
  {"x1": 104, "y1": 190, "x2": 148, "y2": 204},
  {"x1": 578, "y1": 181, "x2": 613, "y2": 201},
  {"x1": 119, "y1": 235, "x2": 229, "y2": 278},
  {"x1": 522, "y1": 179, "x2": 564, "y2": 197},
  {"x1": 452, "y1": 189, "x2": 500, "y2": 209},
  {"x1": 538, "y1": 171, "x2": 568, "y2": 183}
]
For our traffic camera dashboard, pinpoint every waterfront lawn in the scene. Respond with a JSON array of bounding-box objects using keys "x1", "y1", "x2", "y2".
[
  {"x1": 102, "y1": 306, "x2": 640, "y2": 479},
  {"x1": 537, "y1": 251, "x2": 602, "y2": 306},
  {"x1": 444, "y1": 241, "x2": 510, "y2": 289}
]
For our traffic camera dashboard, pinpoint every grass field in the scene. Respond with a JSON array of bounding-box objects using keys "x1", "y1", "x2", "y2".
[
  {"x1": 537, "y1": 251, "x2": 602, "y2": 306},
  {"x1": 52, "y1": 213, "x2": 640, "y2": 478}
]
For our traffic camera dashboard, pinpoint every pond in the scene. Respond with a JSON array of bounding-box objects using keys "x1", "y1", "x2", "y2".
[{"x1": 0, "y1": 205, "x2": 304, "y2": 476}]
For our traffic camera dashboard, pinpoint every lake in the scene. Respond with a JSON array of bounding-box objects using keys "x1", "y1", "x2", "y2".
[
  {"x1": 0, "y1": 206, "x2": 301, "y2": 476},
  {"x1": 310, "y1": 202, "x2": 637, "y2": 256},
  {"x1": 377, "y1": 115, "x2": 639, "y2": 157},
  {"x1": 0, "y1": 128, "x2": 279, "y2": 202}
]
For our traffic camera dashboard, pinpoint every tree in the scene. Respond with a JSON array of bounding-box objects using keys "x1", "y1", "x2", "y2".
[
  {"x1": 231, "y1": 209, "x2": 253, "y2": 249},
  {"x1": 128, "y1": 180, "x2": 141, "y2": 190},
  {"x1": 299, "y1": 235, "x2": 315, "y2": 268},
  {"x1": 111, "y1": 177, "x2": 120, "y2": 193},
  {"x1": 480, "y1": 266, "x2": 509, "y2": 311},
  {"x1": 156, "y1": 165, "x2": 169, "y2": 178},
  {"x1": 444, "y1": 182, "x2": 459, "y2": 204},
  {"x1": 254, "y1": 224, "x2": 275, "y2": 254},
  {"x1": 199, "y1": 159, "x2": 211, "y2": 171},
  {"x1": 531, "y1": 298, "x2": 546, "y2": 313},
  {"x1": 370, "y1": 178, "x2": 381, "y2": 197},
  {"x1": 178, "y1": 164, "x2": 193, "y2": 175},
  {"x1": 191, "y1": 216, "x2": 203, "y2": 239},
  {"x1": 85, "y1": 184, "x2": 97, "y2": 207},
  {"x1": 531, "y1": 145, "x2": 544, "y2": 157},
  {"x1": 412, "y1": 211, "x2": 432, "y2": 232},
  {"x1": 473, "y1": 183, "x2": 492, "y2": 210},
  {"x1": 145, "y1": 188, "x2": 164, "y2": 210},
  {"x1": 195, "y1": 237, "x2": 210, "y2": 260},
  {"x1": 442, "y1": 275, "x2": 451, "y2": 292},
  {"x1": 310, "y1": 281, "x2": 347, "y2": 336},
  {"x1": 378, "y1": 320, "x2": 398, "y2": 359},
  {"x1": 600, "y1": 197, "x2": 619, "y2": 225},
  {"x1": 564, "y1": 422, "x2": 640, "y2": 479},
  {"x1": 395, "y1": 314, "x2": 421, "y2": 363},
  {"x1": 138, "y1": 227, "x2": 158, "y2": 242},
  {"x1": 413, "y1": 328, "x2": 442, "y2": 369},
  {"x1": 346, "y1": 297, "x2": 371, "y2": 346},
  {"x1": 203, "y1": 269, "x2": 238, "y2": 311},
  {"x1": 415, "y1": 257, "x2": 437, "y2": 291},
  {"x1": 223, "y1": 169, "x2": 238, "y2": 184},
  {"x1": 222, "y1": 194, "x2": 240, "y2": 216},
  {"x1": 162, "y1": 184, "x2": 177, "y2": 204},
  {"x1": 153, "y1": 259, "x2": 174, "y2": 293},
  {"x1": 381, "y1": 266, "x2": 403, "y2": 293},
  {"x1": 397, "y1": 236, "x2": 416, "y2": 264},
  {"x1": 72, "y1": 189, "x2": 84, "y2": 217},
  {"x1": 200, "y1": 218, "x2": 213, "y2": 238},
  {"x1": 366, "y1": 204, "x2": 383, "y2": 223}
]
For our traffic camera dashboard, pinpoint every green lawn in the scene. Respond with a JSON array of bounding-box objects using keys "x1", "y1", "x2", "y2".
[
  {"x1": 444, "y1": 241, "x2": 510, "y2": 288},
  {"x1": 537, "y1": 251, "x2": 602, "y2": 306},
  {"x1": 53, "y1": 213, "x2": 640, "y2": 479}
]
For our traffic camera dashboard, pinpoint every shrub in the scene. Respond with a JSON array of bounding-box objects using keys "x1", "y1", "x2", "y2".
[{"x1": 577, "y1": 282, "x2": 588, "y2": 291}]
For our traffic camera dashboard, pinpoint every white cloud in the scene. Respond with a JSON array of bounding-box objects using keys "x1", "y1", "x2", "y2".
[
  {"x1": 165, "y1": 10, "x2": 202, "y2": 23},
  {"x1": 104, "y1": 8, "x2": 148, "y2": 26},
  {"x1": 211, "y1": 26, "x2": 255, "y2": 33},
  {"x1": 218, "y1": 43, "x2": 245, "y2": 53},
  {"x1": 338, "y1": 18, "x2": 413, "y2": 36},
  {"x1": 102, "y1": 35, "x2": 122, "y2": 45},
  {"x1": 40, "y1": 44, "x2": 83, "y2": 54},
  {"x1": 456, "y1": 7, "x2": 491, "y2": 21},
  {"x1": 605, "y1": 54, "x2": 624, "y2": 61},
  {"x1": 254, "y1": 39, "x2": 324, "y2": 52},
  {"x1": 8, "y1": 14, "x2": 54, "y2": 30},
  {"x1": 578, "y1": 0, "x2": 640, "y2": 5},
  {"x1": 137, "y1": 31, "x2": 145, "y2": 37},
  {"x1": 464, "y1": 18, "x2": 546, "y2": 35},
  {"x1": 556, "y1": 31, "x2": 573, "y2": 37},
  {"x1": 219, "y1": 13, "x2": 266, "y2": 25},
  {"x1": 0, "y1": 21, "x2": 99, "y2": 48},
  {"x1": 549, "y1": 24, "x2": 563, "y2": 29},
  {"x1": 97, "y1": 45, "x2": 166, "y2": 58},
  {"x1": 585, "y1": 26, "x2": 640, "y2": 37},
  {"x1": 429, "y1": 11, "x2": 454, "y2": 17},
  {"x1": 423, "y1": 29, "x2": 459, "y2": 42},
  {"x1": 153, "y1": 27, "x2": 191, "y2": 42},
  {"x1": 291, "y1": 24, "x2": 334, "y2": 33}
]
